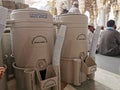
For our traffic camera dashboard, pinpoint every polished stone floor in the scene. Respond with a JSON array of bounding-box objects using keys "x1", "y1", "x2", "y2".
[
  {"x1": 70, "y1": 68, "x2": 120, "y2": 90},
  {"x1": 7, "y1": 54, "x2": 120, "y2": 90},
  {"x1": 95, "y1": 54, "x2": 120, "y2": 75},
  {"x1": 8, "y1": 68, "x2": 120, "y2": 90}
]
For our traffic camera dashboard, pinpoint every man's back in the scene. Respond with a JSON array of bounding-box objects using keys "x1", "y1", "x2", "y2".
[{"x1": 98, "y1": 29, "x2": 120, "y2": 56}]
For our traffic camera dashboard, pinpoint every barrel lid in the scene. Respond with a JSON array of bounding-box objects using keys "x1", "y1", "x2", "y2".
[
  {"x1": 10, "y1": 8, "x2": 53, "y2": 22},
  {"x1": 11, "y1": 8, "x2": 38, "y2": 13},
  {"x1": 59, "y1": 13, "x2": 88, "y2": 24},
  {"x1": 60, "y1": 13, "x2": 87, "y2": 17}
]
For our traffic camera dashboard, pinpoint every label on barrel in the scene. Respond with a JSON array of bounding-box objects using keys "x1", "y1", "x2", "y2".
[
  {"x1": 29, "y1": 13, "x2": 47, "y2": 19},
  {"x1": 32, "y1": 35, "x2": 47, "y2": 44}
]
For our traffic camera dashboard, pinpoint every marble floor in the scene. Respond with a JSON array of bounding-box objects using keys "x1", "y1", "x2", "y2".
[
  {"x1": 95, "y1": 54, "x2": 120, "y2": 75},
  {"x1": 8, "y1": 68, "x2": 120, "y2": 90},
  {"x1": 7, "y1": 54, "x2": 120, "y2": 90},
  {"x1": 68, "y1": 68, "x2": 120, "y2": 90}
]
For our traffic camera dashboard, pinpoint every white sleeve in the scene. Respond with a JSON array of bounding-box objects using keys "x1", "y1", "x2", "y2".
[
  {"x1": 74, "y1": 9, "x2": 80, "y2": 14},
  {"x1": 69, "y1": 8, "x2": 80, "y2": 14}
]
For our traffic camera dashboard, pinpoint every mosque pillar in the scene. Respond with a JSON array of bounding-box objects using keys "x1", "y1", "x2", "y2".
[
  {"x1": 66, "y1": 0, "x2": 71, "y2": 9},
  {"x1": 48, "y1": 0, "x2": 56, "y2": 16},
  {"x1": 55, "y1": 0, "x2": 63, "y2": 15},
  {"x1": 116, "y1": 11, "x2": 120, "y2": 28},
  {"x1": 78, "y1": 0, "x2": 85, "y2": 14},
  {"x1": 116, "y1": 0, "x2": 120, "y2": 27},
  {"x1": 116, "y1": 10, "x2": 120, "y2": 28},
  {"x1": 112, "y1": 1, "x2": 120, "y2": 27},
  {"x1": 97, "y1": 6, "x2": 106, "y2": 26}
]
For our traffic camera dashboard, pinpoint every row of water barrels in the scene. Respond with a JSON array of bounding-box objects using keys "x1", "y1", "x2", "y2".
[
  {"x1": 10, "y1": 8, "x2": 88, "y2": 90},
  {"x1": 0, "y1": 8, "x2": 89, "y2": 90}
]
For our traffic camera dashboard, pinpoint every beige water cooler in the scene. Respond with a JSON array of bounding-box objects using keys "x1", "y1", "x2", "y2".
[
  {"x1": 59, "y1": 14, "x2": 96, "y2": 86},
  {"x1": 60, "y1": 14, "x2": 88, "y2": 59},
  {"x1": 11, "y1": 8, "x2": 58, "y2": 90}
]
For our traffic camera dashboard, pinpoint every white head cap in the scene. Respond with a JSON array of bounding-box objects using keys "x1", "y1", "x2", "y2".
[{"x1": 73, "y1": 1, "x2": 78, "y2": 5}]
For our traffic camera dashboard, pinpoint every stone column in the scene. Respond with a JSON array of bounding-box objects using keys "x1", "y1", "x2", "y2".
[
  {"x1": 55, "y1": 0, "x2": 63, "y2": 15},
  {"x1": 97, "y1": 5, "x2": 106, "y2": 26},
  {"x1": 103, "y1": 6, "x2": 106, "y2": 26},
  {"x1": 48, "y1": 0, "x2": 56, "y2": 16},
  {"x1": 116, "y1": 10, "x2": 120, "y2": 27},
  {"x1": 66, "y1": 0, "x2": 71, "y2": 9},
  {"x1": 78, "y1": 0, "x2": 85, "y2": 14}
]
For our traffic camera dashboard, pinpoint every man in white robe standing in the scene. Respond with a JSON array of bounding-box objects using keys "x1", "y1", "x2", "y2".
[{"x1": 69, "y1": 1, "x2": 80, "y2": 14}]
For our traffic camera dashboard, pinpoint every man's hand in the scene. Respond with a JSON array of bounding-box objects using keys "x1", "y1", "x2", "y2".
[{"x1": 0, "y1": 67, "x2": 5, "y2": 79}]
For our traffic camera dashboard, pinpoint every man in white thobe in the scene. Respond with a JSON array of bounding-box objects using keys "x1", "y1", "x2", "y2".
[{"x1": 69, "y1": 1, "x2": 80, "y2": 14}]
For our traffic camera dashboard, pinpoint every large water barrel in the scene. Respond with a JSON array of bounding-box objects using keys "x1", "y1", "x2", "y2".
[
  {"x1": 10, "y1": 8, "x2": 55, "y2": 70},
  {"x1": 59, "y1": 14, "x2": 88, "y2": 59},
  {"x1": 59, "y1": 14, "x2": 88, "y2": 85}
]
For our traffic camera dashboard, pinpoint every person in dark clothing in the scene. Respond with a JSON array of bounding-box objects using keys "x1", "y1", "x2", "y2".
[
  {"x1": 97, "y1": 20, "x2": 120, "y2": 56},
  {"x1": 61, "y1": 9, "x2": 68, "y2": 14}
]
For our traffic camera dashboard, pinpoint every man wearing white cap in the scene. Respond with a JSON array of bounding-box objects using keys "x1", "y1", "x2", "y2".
[
  {"x1": 69, "y1": 1, "x2": 80, "y2": 14},
  {"x1": 88, "y1": 23, "x2": 95, "y2": 52}
]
